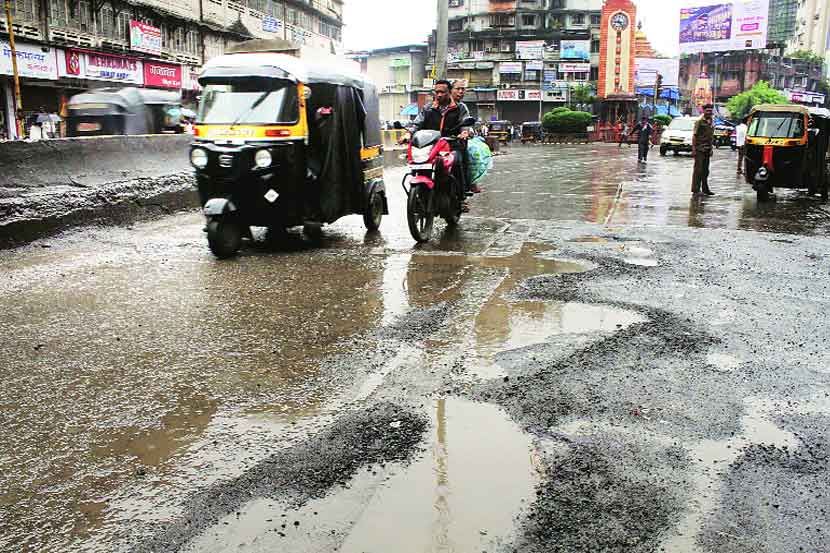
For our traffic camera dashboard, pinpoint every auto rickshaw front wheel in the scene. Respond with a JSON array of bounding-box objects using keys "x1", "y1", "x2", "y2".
[
  {"x1": 206, "y1": 219, "x2": 243, "y2": 259},
  {"x1": 363, "y1": 189, "x2": 384, "y2": 231}
]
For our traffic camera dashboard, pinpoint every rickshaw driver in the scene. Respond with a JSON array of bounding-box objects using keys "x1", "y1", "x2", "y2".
[{"x1": 405, "y1": 80, "x2": 472, "y2": 198}]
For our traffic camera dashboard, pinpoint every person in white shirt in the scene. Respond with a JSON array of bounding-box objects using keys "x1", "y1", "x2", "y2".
[{"x1": 735, "y1": 117, "x2": 748, "y2": 175}]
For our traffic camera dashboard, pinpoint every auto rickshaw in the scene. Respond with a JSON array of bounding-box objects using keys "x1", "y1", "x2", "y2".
[
  {"x1": 744, "y1": 104, "x2": 830, "y2": 202},
  {"x1": 488, "y1": 120, "x2": 512, "y2": 143},
  {"x1": 520, "y1": 121, "x2": 543, "y2": 143},
  {"x1": 67, "y1": 87, "x2": 183, "y2": 136},
  {"x1": 191, "y1": 51, "x2": 387, "y2": 258}
]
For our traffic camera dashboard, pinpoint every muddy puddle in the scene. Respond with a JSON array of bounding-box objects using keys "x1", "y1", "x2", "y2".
[
  {"x1": 184, "y1": 398, "x2": 539, "y2": 553},
  {"x1": 473, "y1": 301, "x2": 645, "y2": 378}
]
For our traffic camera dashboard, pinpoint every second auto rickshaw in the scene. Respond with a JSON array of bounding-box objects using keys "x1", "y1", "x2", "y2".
[
  {"x1": 488, "y1": 120, "x2": 512, "y2": 143},
  {"x1": 191, "y1": 51, "x2": 387, "y2": 258},
  {"x1": 520, "y1": 121, "x2": 543, "y2": 143},
  {"x1": 744, "y1": 104, "x2": 830, "y2": 202}
]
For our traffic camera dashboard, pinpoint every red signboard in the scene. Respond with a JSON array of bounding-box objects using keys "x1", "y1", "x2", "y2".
[{"x1": 144, "y1": 61, "x2": 182, "y2": 89}]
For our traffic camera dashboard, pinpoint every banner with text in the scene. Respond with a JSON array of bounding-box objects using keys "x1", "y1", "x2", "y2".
[
  {"x1": 679, "y1": 0, "x2": 769, "y2": 54},
  {"x1": 60, "y1": 50, "x2": 143, "y2": 84},
  {"x1": 635, "y1": 58, "x2": 680, "y2": 87},
  {"x1": 0, "y1": 41, "x2": 59, "y2": 80},
  {"x1": 130, "y1": 21, "x2": 162, "y2": 56},
  {"x1": 497, "y1": 89, "x2": 542, "y2": 101},
  {"x1": 144, "y1": 61, "x2": 182, "y2": 89},
  {"x1": 560, "y1": 40, "x2": 590, "y2": 62},
  {"x1": 515, "y1": 40, "x2": 545, "y2": 60}
]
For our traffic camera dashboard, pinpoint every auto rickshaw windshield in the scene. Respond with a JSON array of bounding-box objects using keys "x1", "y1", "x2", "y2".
[
  {"x1": 748, "y1": 111, "x2": 805, "y2": 139},
  {"x1": 198, "y1": 79, "x2": 299, "y2": 125}
]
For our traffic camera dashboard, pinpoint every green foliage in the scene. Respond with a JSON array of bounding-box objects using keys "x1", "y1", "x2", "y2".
[
  {"x1": 725, "y1": 81, "x2": 789, "y2": 120},
  {"x1": 788, "y1": 50, "x2": 825, "y2": 66},
  {"x1": 653, "y1": 114, "x2": 673, "y2": 127},
  {"x1": 549, "y1": 106, "x2": 571, "y2": 115},
  {"x1": 542, "y1": 108, "x2": 593, "y2": 133},
  {"x1": 570, "y1": 84, "x2": 596, "y2": 104}
]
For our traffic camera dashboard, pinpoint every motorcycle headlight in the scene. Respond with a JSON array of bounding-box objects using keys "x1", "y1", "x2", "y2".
[
  {"x1": 411, "y1": 146, "x2": 432, "y2": 163},
  {"x1": 190, "y1": 148, "x2": 208, "y2": 169},
  {"x1": 255, "y1": 149, "x2": 272, "y2": 168}
]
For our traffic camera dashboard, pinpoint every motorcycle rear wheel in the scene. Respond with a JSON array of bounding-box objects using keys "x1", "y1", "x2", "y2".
[{"x1": 407, "y1": 185, "x2": 434, "y2": 243}]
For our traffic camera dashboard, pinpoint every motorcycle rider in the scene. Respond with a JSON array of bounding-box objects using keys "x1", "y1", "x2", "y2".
[{"x1": 406, "y1": 80, "x2": 471, "y2": 207}]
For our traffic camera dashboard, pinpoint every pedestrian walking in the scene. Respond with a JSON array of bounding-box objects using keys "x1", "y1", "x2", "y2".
[
  {"x1": 633, "y1": 117, "x2": 654, "y2": 163},
  {"x1": 735, "y1": 116, "x2": 748, "y2": 175},
  {"x1": 618, "y1": 122, "x2": 631, "y2": 147},
  {"x1": 692, "y1": 103, "x2": 716, "y2": 196}
]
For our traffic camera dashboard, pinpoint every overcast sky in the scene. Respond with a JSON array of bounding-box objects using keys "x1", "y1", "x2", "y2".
[{"x1": 343, "y1": 0, "x2": 686, "y2": 57}]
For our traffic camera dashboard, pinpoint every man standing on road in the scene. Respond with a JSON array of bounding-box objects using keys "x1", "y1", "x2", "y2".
[
  {"x1": 632, "y1": 117, "x2": 654, "y2": 163},
  {"x1": 691, "y1": 104, "x2": 716, "y2": 196},
  {"x1": 735, "y1": 116, "x2": 748, "y2": 175}
]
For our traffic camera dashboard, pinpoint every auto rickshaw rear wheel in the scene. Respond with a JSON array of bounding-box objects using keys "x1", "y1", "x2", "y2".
[
  {"x1": 363, "y1": 189, "x2": 384, "y2": 231},
  {"x1": 206, "y1": 219, "x2": 243, "y2": 259}
]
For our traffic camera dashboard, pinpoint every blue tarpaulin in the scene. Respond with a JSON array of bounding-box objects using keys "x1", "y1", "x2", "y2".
[
  {"x1": 636, "y1": 87, "x2": 681, "y2": 101},
  {"x1": 400, "y1": 103, "x2": 419, "y2": 117}
]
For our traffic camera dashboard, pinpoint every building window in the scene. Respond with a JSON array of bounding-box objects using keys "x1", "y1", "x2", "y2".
[
  {"x1": 490, "y1": 14, "x2": 514, "y2": 27},
  {"x1": 590, "y1": 14, "x2": 601, "y2": 26},
  {"x1": 550, "y1": 0, "x2": 564, "y2": 8},
  {"x1": 470, "y1": 39, "x2": 485, "y2": 52},
  {"x1": 10, "y1": 0, "x2": 37, "y2": 23},
  {"x1": 501, "y1": 73, "x2": 522, "y2": 82},
  {"x1": 449, "y1": 18, "x2": 464, "y2": 32},
  {"x1": 522, "y1": 14, "x2": 536, "y2": 27},
  {"x1": 591, "y1": 38, "x2": 599, "y2": 53},
  {"x1": 571, "y1": 13, "x2": 585, "y2": 25}
]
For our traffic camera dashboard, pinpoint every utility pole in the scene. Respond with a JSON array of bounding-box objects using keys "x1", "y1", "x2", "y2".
[
  {"x1": 283, "y1": 0, "x2": 287, "y2": 41},
  {"x1": 4, "y1": 0, "x2": 23, "y2": 139},
  {"x1": 435, "y1": 0, "x2": 448, "y2": 80}
]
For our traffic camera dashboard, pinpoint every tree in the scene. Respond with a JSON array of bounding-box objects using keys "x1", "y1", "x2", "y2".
[
  {"x1": 653, "y1": 114, "x2": 673, "y2": 127},
  {"x1": 570, "y1": 84, "x2": 596, "y2": 105},
  {"x1": 725, "y1": 81, "x2": 789, "y2": 120},
  {"x1": 788, "y1": 50, "x2": 825, "y2": 66}
]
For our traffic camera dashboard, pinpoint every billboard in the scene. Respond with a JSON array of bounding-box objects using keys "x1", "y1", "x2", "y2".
[
  {"x1": 679, "y1": 0, "x2": 769, "y2": 54},
  {"x1": 0, "y1": 41, "x2": 58, "y2": 80},
  {"x1": 497, "y1": 89, "x2": 542, "y2": 101},
  {"x1": 635, "y1": 58, "x2": 680, "y2": 87},
  {"x1": 560, "y1": 40, "x2": 590, "y2": 62},
  {"x1": 130, "y1": 21, "x2": 162, "y2": 56}
]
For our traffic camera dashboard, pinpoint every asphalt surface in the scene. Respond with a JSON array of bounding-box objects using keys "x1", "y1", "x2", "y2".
[{"x1": 1, "y1": 143, "x2": 829, "y2": 553}]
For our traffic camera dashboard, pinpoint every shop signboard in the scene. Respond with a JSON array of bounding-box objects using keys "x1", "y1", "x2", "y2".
[
  {"x1": 497, "y1": 89, "x2": 542, "y2": 101},
  {"x1": 635, "y1": 57, "x2": 680, "y2": 86},
  {"x1": 679, "y1": 0, "x2": 769, "y2": 54},
  {"x1": 0, "y1": 41, "x2": 58, "y2": 80},
  {"x1": 515, "y1": 40, "x2": 544, "y2": 60},
  {"x1": 525, "y1": 60, "x2": 543, "y2": 71},
  {"x1": 61, "y1": 50, "x2": 143, "y2": 84},
  {"x1": 144, "y1": 61, "x2": 182, "y2": 89},
  {"x1": 786, "y1": 89, "x2": 825, "y2": 105},
  {"x1": 130, "y1": 21, "x2": 162, "y2": 56},
  {"x1": 499, "y1": 62, "x2": 523, "y2": 74},
  {"x1": 560, "y1": 40, "x2": 590, "y2": 62}
]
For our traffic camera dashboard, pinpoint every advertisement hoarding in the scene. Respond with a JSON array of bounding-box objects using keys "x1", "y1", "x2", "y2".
[
  {"x1": 0, "y1": 41, "x2": 58, "y2": 80},
  {"x1": 560, "y1": 40, "x2": 590, "y2": 62},
  {"x1": 130, "y1": 21, "x2": 162, "y2": 56},
  {"x1": 144, "y1": 61, "x2": 182, "y2": 89},
  {"x1": 499, "y1": 62, "x2": 523, "y2": 74},
  {"x1": 786, "y1": 89, "x2": 826, "y2": 105},
  {"x1": 635, "y1": 58, "x2": 680, "y2": 87},
  {"x1": 679, "y1": 0, "x2": 769, "y2": 54},
  {"x1": 558, "y1": 63, "x2": 591, "y2": 73},
  {"x1": 515, "y1": 40, "x2": 545, "y2": 60}
]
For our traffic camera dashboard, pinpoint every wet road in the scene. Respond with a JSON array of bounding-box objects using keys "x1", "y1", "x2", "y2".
[{"x1": 2, "y1": 143, "x2": 829, "y2": 553}]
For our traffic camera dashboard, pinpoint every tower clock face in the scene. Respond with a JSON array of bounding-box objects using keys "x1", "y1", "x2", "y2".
[{"x1": 611, "y1": 12, "x2": 629, "y2": 31}]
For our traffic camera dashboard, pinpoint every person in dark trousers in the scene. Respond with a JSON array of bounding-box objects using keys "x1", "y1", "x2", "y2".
[
  {"x1": 632, "y1": 117, "x2": 654, "y2": 162},
  {"x1": 692, "y1": 104, "x2": 716, "y2": 196}
]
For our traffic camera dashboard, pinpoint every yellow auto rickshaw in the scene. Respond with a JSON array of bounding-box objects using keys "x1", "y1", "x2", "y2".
[
  {"x1": 744, "y1": 104, "x2": 830, "y2": 202},
  {"x1": 191, "y1": 50, "x2": 387, "y2": 257},
  {"x1": 488, "y1": 120, "x2": 512, "y2": 143}
]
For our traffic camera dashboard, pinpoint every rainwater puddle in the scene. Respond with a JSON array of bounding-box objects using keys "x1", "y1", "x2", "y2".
[
  {"x1": 707, "y1": 353, "x2": 742, "y2": 373},
  {"x1": 184, "y1": 399, "x2": 539, "y2": 553},
  {"x1": 620, "y1": 245, "x2": 659, "y2": 267},
  {"x1": 659, "y1": 397, "x2": 801, "y2": 552},
  {"x1": 472, "y1": 302, "x2": 645, "y2": 379},
  {"x1": 338, "y1": 398, "x2": 539, "y2": 553}
]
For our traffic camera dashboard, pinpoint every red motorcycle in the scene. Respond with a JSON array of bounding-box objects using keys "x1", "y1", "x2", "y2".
[{"x1": 403, "y1": 118, "x2": 474, "y2": 243}]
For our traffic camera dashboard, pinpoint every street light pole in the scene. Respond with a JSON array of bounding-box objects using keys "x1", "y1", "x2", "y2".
[
  {"x1": 435, "y1": 0, "x2": 448, "y2": 80},
  {"x1": 4, "y1": 0, "x2": 23, "y2": 139}
]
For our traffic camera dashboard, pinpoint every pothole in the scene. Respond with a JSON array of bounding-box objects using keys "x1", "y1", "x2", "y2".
[
  {"x1": 472, "y1": 301, "x2": 646, "y2": 378},
  {"x1": 338, "y1": 398, "x2": 539, "y2": 553}
]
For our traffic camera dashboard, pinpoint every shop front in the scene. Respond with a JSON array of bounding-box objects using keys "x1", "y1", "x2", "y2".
[
  {"x1": 497, "y1": 89, "x2": 544, "y2": 123},
  {"x1": 1, "y1": 40, "x2": 61, "y2": 138}
]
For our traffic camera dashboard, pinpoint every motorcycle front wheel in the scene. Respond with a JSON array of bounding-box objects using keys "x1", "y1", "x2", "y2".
[{"x1": 407, "y1": 184, "x2": 434, "y2": 243}]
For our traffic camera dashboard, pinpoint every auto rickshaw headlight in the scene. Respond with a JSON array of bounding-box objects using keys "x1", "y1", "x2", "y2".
[
  {"x1": 255, "y1": 149, "x2": 272, "y2": 168},
  {"x1": 191, "y1": 148, "x2": 208, "y2": 169}
]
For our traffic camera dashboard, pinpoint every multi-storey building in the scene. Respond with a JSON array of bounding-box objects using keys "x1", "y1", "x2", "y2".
[
  {"x1": 348, "y1": 44, "x2": 428, "y2": 125},
  {"x1": 788, "y1": 0, "x2": 829, "y2": 78},
  {"x1": 428, "y1": 0, "x2": 602, "y2": 123},
  {"x1": 767, "y1": 0, "x2": 798, "y2": 48},
  {"x1": 0, "y1": 0, "x2": 343, "y2": 139}
]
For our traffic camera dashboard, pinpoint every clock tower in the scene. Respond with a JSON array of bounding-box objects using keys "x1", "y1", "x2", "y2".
[{"x1": 598, "y1": 0, "x2": 638, "y2": 99}]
